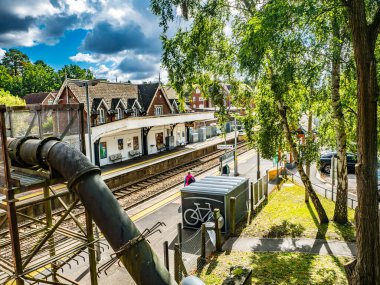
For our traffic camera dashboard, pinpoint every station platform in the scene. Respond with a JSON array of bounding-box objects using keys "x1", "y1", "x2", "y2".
[{"x1": 100, "y1": 132, "x2": 237, "y2": 180}]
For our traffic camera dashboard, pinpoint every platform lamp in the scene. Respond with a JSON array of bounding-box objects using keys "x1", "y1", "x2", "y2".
[{"x1": 73, "y1": 79, "x2": 100, "y2": 163}]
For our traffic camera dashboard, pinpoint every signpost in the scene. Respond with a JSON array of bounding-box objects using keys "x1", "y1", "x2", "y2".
[{"x1": 217, "y1": 144, "x2": 234, "y2": 150}]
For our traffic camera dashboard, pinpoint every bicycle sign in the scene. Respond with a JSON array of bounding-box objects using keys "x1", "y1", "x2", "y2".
[{"x1": 184, "y1": 202, "x2": 214, "y2": 226}]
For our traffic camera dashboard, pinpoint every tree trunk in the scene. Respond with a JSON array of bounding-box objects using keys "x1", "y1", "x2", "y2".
[
  {"x1": 305, "y1": 110, "x2": 312, "y2": 203},
  {"x1": 277, "y1": 99, "x2": 329, "y2": 224},
  {"x1": 331, "y1": 15, "x2": 348, "y2": 224},
  {"x1": 344, "y1": 1, "x2": 380, "y2": 283}
]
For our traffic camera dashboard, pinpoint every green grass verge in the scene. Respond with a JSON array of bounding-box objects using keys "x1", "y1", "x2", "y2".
[
  {"x1": 197, "y1": 251, "x2": 352, "y2": 285},
  {"x1": 240, "y1": 183, "x2": 356, "y2": 241}
]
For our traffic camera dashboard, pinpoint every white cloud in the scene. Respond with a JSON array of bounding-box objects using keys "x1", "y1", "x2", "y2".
[
  {"x1": 64, "y1": 0, "x2": 95, "y2": 15},
  {"x1": 70, "y1": 53, "x2": 99, "y2": 63},
  {"x1": 0, "y1": 27, "x2": 43, "y2": 47},
  {"x1": 0, "y1": 49, "x2": 6, "y2": 61},
  {"x1": 7, "y1": 0, "x2": 60, "y2": 18}
]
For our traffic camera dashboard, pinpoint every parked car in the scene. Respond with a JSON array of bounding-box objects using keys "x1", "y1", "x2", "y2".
[{"x1": 319, "y1": 152, "x2": 357, "y2": 174}]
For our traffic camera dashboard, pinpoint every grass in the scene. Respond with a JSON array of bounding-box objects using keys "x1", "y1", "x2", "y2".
[
  {"x1": 197, "y1": 251, "x2": 352, "y2": 285},
  {"x1": 240, "y1": 182, "x2": 356, "y2": 241}
]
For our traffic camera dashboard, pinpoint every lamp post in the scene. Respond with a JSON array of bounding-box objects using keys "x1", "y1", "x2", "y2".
[
  {"x1": 73, "y1": 79, "x2": 100, "y2": 163},
  {"x1": 234, "y1": 116, "x2": 238, "y2": 176}
]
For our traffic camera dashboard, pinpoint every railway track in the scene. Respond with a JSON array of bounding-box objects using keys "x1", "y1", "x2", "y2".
[{"x1": 115, "y1": 142, "x2": 249, "y2": 210}]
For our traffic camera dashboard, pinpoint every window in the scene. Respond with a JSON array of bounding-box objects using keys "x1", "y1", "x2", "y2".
[
  {"x1": 116, "y1": 107, "x2": 123, "y2": 120},
  {"x1": 199, "y1": 104, "x2": 204, "y2": 109},
  {"x1": 132, "y1": 107, "x2": 139, "y2": 117},
  {"x1": 155, "y1": 132, "x2": 164, "y2": 147},
  {"x1": 199, "y1": 97, "x2": 204, "y2": 101},
  {"x1": 133, "y1": 136, "x2": 139, "y2": 150},
  {"x1": 118, "y1": 139, "x2": 123, "y2": 150},
  {"x1": 193, "y1": 104, "x2": 196, "y2": 108},
  {"x1": 154, "y1": 105, "x2": 163, "y2": 116},
  {"x1": 48, "y1": 98, "x2": 53, "y2": 105},
  {"x1": 196, "y1": 88, "x2": 200, "y2": 94},
  {"x1": 193, "y1": 96, "x2": 196, "y2": 102},
  {"x1": 99, "y1": 108, "x2": 105, "y2": 124}
]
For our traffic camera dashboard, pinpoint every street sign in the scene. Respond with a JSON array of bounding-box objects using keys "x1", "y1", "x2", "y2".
[{"x1": 217, "y1": 144, "x2": 234, "y2": 150}]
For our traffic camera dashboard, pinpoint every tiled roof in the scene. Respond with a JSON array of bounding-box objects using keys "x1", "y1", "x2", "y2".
[
  {"x1": 162, "y1": 86, "x2": 178, "y2": 100},
  {"x1": 137, "y1": 83, "x2": 159, "y2": 111},
  {"x1": 24, "y1": 92, "x2": 56, "y2": 104},
  {"x1": 56, "y1": 79, "x2": 138, "y2": 111}
]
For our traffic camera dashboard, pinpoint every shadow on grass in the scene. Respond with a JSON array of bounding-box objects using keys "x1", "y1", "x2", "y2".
[
  {"x1": 248, "y1": 252, "x2": 346, "y2": 285},
  {"x1": 263, "y1": 220, "x2": 305, "y2": 238},
  {"x1": 306, "y1": 202, "x2": 352, "y2": 275}
]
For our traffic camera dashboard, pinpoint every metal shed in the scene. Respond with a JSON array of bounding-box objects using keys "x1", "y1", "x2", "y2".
[{"x1": 181, "y1": 176, "x2": 249, "y2": 233}]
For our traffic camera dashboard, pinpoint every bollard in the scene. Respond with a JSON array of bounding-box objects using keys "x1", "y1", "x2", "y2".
[
  {"x1": 229, "y1": 197, "x2": 236, "y2": 237},
  {"x1": 201, "y1": 223, "x2": 206, "y2": 259},
  {"x1": 174, "y1": 243, "x2": 180, "y2": 283},
  {"x1": 213, "y1": 208, "x2": 223, "y2": 252},
  {"x1": 250, "y1": 182, "x2": 254, "y2": 213},
  {"x1": 163, "y1": 241, "x2": 169, "y2": 270}
]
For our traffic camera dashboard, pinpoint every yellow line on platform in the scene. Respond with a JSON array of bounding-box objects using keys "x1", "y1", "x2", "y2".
[{"x1": 130, "y1": 191, "x2": 181, "y2": 222}]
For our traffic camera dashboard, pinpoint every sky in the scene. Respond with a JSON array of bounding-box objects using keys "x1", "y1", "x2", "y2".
[{"x1": 0, "y1": 0, "x2": 176, "y2": 83}]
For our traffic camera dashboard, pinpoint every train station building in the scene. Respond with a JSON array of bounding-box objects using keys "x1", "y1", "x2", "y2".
[{"x1": 53, "y1": 79, "x2": 217, "y2": 166}]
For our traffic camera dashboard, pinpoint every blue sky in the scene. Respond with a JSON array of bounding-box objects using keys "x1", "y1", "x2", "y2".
[{"x1": 0, "y1": 0, "x2": 176, "y2": 83}]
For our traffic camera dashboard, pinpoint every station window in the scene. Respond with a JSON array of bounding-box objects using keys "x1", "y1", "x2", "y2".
[
  {"x1": 99, "y1": 108, "x2": 105, "y2": 124},
  {"x1": 116, "y1": 107, "x2": 123, "y2": 120},
  {"x1": 154, "y1": 105, "x2": 163, "y2": 116},
  {"x1": 132, "y1": 107, "x2": 139, "y2": 117},
  {"x1": 133, "y1": 136, "x2": 139, "y2": 150},
  {"x1": 118, "y1": 139, "x2": 123, "y2": 150}
]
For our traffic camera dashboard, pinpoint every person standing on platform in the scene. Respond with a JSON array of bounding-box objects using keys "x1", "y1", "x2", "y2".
[{"x1": 184, "y1": 171, "x2": 195, "y2": 186}]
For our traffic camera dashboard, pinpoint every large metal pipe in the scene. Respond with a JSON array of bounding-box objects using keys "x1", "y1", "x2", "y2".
[{"x1": 8, "y1": 137, "x2": 177, "y2": 285}]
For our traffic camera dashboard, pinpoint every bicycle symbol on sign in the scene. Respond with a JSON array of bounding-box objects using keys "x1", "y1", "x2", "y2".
[{"x1": 184, "y1": 202, "x2": 214, "y2": 225}]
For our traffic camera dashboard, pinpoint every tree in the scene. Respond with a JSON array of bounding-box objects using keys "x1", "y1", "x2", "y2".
[
  {"x1": 152, "y1": 0, "x2": 329, "y2": 223},
  {"x1": 58, "y1": 64, "x2": 94, "y2": 82},
  {"x1": 341, "y1": 0, "x2": 380, "y2": 283},
  {"x1": 22, "y1": 62, "x2": 61, "y2": 96},
  {"x1": 0, "y1": 65, "x2": 13, "y2": 93},
  {"x1": 1, "y1": 49, "x2": 30, "y2": 76},
  {"x1": 0, "y1": 88, "x2": 25, "y2": 106}
]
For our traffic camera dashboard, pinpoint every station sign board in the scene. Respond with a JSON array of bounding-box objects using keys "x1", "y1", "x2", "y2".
[{"x1": 217, "y1": 144, "x2": 234, "y2": 150}]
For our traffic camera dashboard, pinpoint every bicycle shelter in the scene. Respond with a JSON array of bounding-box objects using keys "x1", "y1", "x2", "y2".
[{"x1": 181, "y1": 176, "x2": 249, "y2": 233}]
